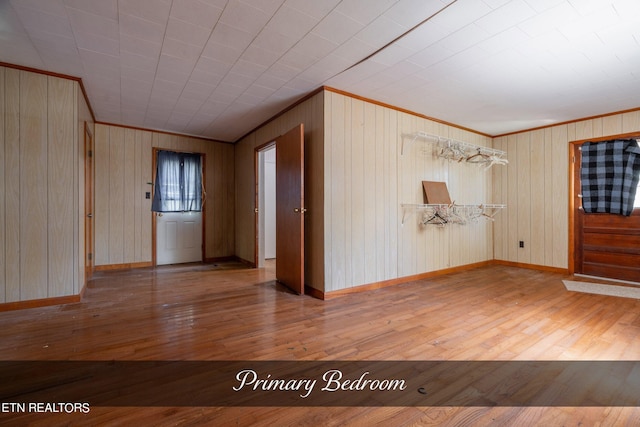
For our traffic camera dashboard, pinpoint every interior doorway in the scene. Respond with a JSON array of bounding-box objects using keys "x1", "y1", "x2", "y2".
[
  {"x1": 255, "y1": 124, "x2": 305, "y2": 295},
  {"x1": 257, "y1": 145, "x2": 276, "y2": 267}
]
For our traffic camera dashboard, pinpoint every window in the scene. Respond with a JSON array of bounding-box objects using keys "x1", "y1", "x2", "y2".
[
  {"x1": 580, "y1": 139, "x2": 640, "y2": 216},
  {"x1": 152, "y1": 150, "x2": 203, "y2": 212}
]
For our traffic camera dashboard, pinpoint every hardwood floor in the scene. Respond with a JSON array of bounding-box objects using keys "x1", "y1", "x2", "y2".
[{"x1": 1, "y1": 262, "x2": 640, "y2": 426}]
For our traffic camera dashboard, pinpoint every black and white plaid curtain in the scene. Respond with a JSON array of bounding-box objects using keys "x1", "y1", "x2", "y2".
[{"x1": 580, "y1": 139, "x2": 640, "y2": 216}]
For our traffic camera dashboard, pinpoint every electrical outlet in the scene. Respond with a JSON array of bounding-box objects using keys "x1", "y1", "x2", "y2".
[{"x1": 519, "y1": 241, "x2": 524, "y2": 248}]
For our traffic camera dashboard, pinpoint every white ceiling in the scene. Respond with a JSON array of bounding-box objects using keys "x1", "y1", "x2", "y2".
[{"x1": 1, "y1": 0, "x2": 639, "y2": 142}]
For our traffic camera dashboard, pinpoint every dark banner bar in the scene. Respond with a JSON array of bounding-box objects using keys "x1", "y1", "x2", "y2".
[{"x1": 1, "y1": 361, "x2": 639, "y2": 407}]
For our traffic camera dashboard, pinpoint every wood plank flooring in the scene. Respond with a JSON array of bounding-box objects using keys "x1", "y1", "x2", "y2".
[{"x1": 2, "y1": 262, "x2": 640, "y2": 425}]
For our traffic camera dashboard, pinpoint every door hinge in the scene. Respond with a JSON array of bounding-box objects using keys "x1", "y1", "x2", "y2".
[
  {"x1": 88, "y1": 253, "x2": 93, "y2": 261},
  {"x1": 88, "y1": 150, "x2": 93, "y2": 158}
]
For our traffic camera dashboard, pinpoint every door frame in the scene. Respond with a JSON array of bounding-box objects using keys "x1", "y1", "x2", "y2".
[
  {"x1": 254, "y1": 140, "x2": 276, "y2": 267},
  {"x1": 151, "y1": 147, "x2": 207, "y2": 266},
  {"x1": 568, "y1": 131, "x2": 640, "y2": 275},
  {"x1": 84, "y1": 122, "x2": 95, "y2": 281}
]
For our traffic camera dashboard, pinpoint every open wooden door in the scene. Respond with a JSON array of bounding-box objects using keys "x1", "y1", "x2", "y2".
[{"x1": 276, "y1": 124, "x2": 305, "y2": 294}]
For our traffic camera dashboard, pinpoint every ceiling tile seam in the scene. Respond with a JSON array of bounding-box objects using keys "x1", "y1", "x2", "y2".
[
  {"x1": 334, "y1": 0, "x2": 459, "y2": 82},
  {"x1": 63, "y1": 2, "x2": 119, "y2": 80},
  {"x1": 140, "y1": 0, "x2": 177, "y2": 127},
  {"x1": 9, "y1": 2, "x2": 49, "y2": 71},
  {"x1": 193, "y1": 0, "x2": 334, "y2": 134},
  {"x1": 208, "y1": 1, "x2": 458, "y2": 138},
  {"x1": 199, "y1": 0, "x2": 414, "y2": 135},
  {"x1": 163, "y1": 0, "x2": 265, "y2": 132},
  {"x1": 195, "y1": 0, "x2": 409, "y2": 134}
]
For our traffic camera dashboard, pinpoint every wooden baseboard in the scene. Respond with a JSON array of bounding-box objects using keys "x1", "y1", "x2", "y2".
[
  {"x1": 95, "y1": 262, "x2": 153, "y2": 272},
  {"x1": 491, "y1": 259, "x2": 568, "y2": 274},
  {"x1": 322, "y1": 261, "x2": 493, "y2": 300},
  {"x1": 0, "y1": 295, "x2": 81, "y2": 312},
  {"x1": 234, "y1": 257, "x2": 257, "y2": 268},
  {"x1": 318, "y1": 260, "x2": 568, "y2": 300},
  {"x1": 204, "y1": 256, "x2": 238, "y2": 263}
]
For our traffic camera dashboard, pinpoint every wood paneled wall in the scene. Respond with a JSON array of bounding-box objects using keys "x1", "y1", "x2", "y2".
[
  {"x1": 492, "y1": 111, "x2": 640, "y2": 269},
  {"x1": 234, "y1": 92, "x2": 325, "y2": 290},
  {"x1": 324, "y1": 91, "x2": 494, "y2": 292},
  {"x1": 0, "y1": 66, "x2": 89, "y2": 303},
  {"x1": 93, "y1": 124, "x2": 234, "y2": 267}
]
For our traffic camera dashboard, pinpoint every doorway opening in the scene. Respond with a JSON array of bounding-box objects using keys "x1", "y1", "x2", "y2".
[
  {"x1": 257, "y1": 144, "x2": 276, "y2": 268},
  {"x1": 254, "y1": 124, "x2": 305, "y2": 295}
]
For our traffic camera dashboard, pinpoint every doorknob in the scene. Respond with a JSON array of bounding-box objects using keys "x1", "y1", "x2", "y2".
[{"x1": 293, "y1": 208, "x2": 307, "y2": 213}]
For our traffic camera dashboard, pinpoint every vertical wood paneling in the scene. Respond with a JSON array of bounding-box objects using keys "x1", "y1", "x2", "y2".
[
  {"x1": 47, "y1": 76, "x2": 75, "y2": 297},
  {"x1": 140, "y1": 131, "x2": 152, "y2": 261},
  {"x1": 123, "y1": 129, "x2": 136, "y2": 263},
  {"x1": 494, "y1": 112, "x2": 640, "y2": 270},
  {"x1": 20, "y1": 72, "x2": 48, "y2": 300},
  {"x1": 318, "y1": 90, "x2": 497, "y2": 291},
  {"x1": 416, "y1": 117, "x2": 430, "y2": 272},
  {"x1": 133, "y1": 130, "x2": 143, "y2": 262},
  {"x1": 4, "y1": 69, "x2": 20, "y2": 302},
  {"x1": 374, "y1": 105, "x2": 385, "y2": 280},
  {"x1": 622, "y1": 111, "x2": 640, "y2": 132},
  {"x1": 506, "y1": 135, "x2": 519, "y2": 261},
  {"x1": 574, "y1": 119, "x2": 592, "y2": 141},
  {"x1": 343, "y1": 96, "x2": 353, "y2": 287},
  {"x1": 224, "y1": 144, "x2": 235, "y2": 255},
  {"x1": 94, "y1": 124, "x2": 234, "y2": 266},
  {"x1": 94, "y1": 124, "x2": 110, "y2": 266},
  {"x1": 397, "y1": 112, "x2": 415, "y2": 277},
  {"x1": 350, "y1": 99, "x2": 364, "y2": 287},
  {"x1": 543, "y1": 127, "x2": 554, "y2": 266},
  {"x1": 387, "y1": 108, "x2": 398, "y2": 279},
  {"x1": 212, "y1": 143, "x2": 224, "y2": 256},
  {"x1": 363, "y1": 101, "x2": 377, "y2": 284},
  {"x1": 323, "y1": 92, "x2": 333, "y2": 287},
  {"x1": 591, "y1": 118, "x2": 603, "y2": 138},
  {"x1": 602, "y1": 115, "x2": 623, "y2": 136},
  {"x1": 530, "y1": 129, "x2": 545, "y2": 266},
  {"x1": 204, "y1": 143, "x2": 215, "y2": 258},
  {"x1": 492, "y1": 136, "x2": 507, "y2": 260},
  {"x1": 551, "y1": 125, "x2": 568, "y2": 268},
  {"x1": 0, "y1": 68, "x2": 4, "y2": 302},
  {"x1": 330, "y1": 93, "x2": 346, "y2": 290},
  {"x1": 0, "y1": 67, "x2": 89, "y2": 303},
  {"x1": 108, "y1": 126, "x2": 125, "y2": 264},
  {"x1": 516, "y1": 133, "x2": 531, "y2": 263}
]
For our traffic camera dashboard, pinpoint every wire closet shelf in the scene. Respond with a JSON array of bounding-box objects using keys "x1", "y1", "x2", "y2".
[
  {"x1": 402, "y1": 131, "x2": 508, "y2": 168},
  {"x1": 401, "y1": 203, "x2": 507, "y2": 226}
]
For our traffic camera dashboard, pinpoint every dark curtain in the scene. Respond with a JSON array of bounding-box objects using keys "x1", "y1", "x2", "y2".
[
  {"x1": 580, "y1": 139, "x2": 640, "y2": 216},
  {"x1": 152, "y1": 150, "x2": 203, "y2": 212}
]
